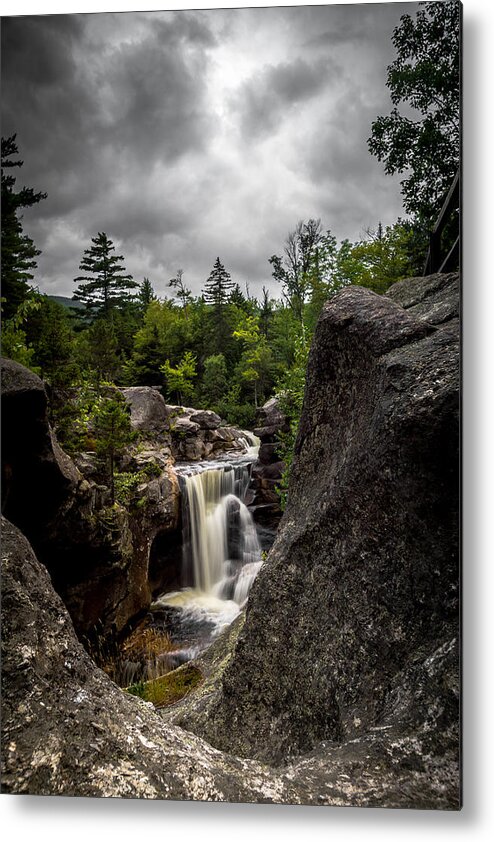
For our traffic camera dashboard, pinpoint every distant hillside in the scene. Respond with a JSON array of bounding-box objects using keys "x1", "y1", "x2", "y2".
[{"x1": 48, "y1": 296, "x2": 85, "y2": 310}]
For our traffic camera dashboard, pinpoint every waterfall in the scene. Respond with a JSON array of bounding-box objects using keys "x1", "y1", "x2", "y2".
[
  {"x1": 178, "y1": 456, "x2": 262, "y2": 604},
  {"x1": 128, "y1": 434, "x2": 273, "y2": 681},
  {"x1": 148, "y1": 437, "x2": 263, "y2": 668}
]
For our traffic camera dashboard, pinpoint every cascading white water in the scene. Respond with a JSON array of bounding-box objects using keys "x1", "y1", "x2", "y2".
[
  {"x1": 179, "y1": 457, "x2": 261, "y2": 602},
  {"x1": 152, "y1": 435, "x2": 263, "y2": 646}
]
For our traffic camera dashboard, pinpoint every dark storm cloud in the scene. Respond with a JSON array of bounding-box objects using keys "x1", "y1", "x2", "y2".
[
  {"x1": 232, "y1": 57, "x2": 333, "y2": 139},
  {"x1": 1, "y1": 10, "x2": 217, "y2": 251},
  {"x1": 1, "y1": 3, "x2": 420, "y2": 299},
  {"x1": 97, "y1": 15, "x2": 217, "y2": 160}
]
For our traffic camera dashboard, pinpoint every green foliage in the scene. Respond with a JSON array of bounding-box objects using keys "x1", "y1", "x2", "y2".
[
  {"x1": 338, "y1": 222, "x2": 415, "y2": 294},
  {"x1": 74, "y1": 318, "x2": 120, "y2": 386},
  {"x1": 161, "y1": 350, "x2": 197, "y2": 405},
  {"x1": 25, "y1": 297, "x2": 78, "y2": 388},
  {"x1": 216, "y1": 384, "x2": 256, "y2": 430},
  {"x1": 126, "y1": 680, "x2": 146, "y2": 699},
  {"x1": 1, "y1": 135, "x2": 47, "y2": 319},
  {"x1": 92, "y1": 391, "x2": 136, "y2": 502},
  {"x1": 368, "y1": 1, "x2": 460, "y2": 227},
  {"x1": 1, "y1": 294, "x2": 42, "y2": 370},
  {"x1": 274, "y1": 334, "x2": 310, "y2": 509},
  {"x1": 269, "y1": 218, "x2": 323, "y2": 325},
  {"x1": 201, "y1": 353, "x2": 228, "y2": 406},
  {"x1": 73, "y1": 231, "x2": 138, "y2": 318},
  {"x1": 113, "y1": 463, "x2": 161, "y2": 506},
  {"x1": 125, "y1": 663, "x2": 203, "y2": 707},
  {"x1": 233, "y1": 313, "x2": 273, "y2": 407}
]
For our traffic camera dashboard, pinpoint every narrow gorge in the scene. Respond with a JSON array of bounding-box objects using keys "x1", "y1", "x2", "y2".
[{"x1": 1, "y1": 273, "x2": 460, "y2": 808}]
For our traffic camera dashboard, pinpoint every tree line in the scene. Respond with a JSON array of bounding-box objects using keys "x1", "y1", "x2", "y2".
[{"x1": 1, "y1": 1, "x2": 460, "y2": 500}]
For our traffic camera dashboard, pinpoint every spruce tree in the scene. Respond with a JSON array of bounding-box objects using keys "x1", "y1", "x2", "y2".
[
  {"x1": 93, "y1": 391, "x2": 135, "y2": 503},
  {"x1": 203, "y1": 257, "x2": 234, "y2": 352},
  {"x1": 73, "y1": 232, "x2": 137, "y2": 318},
  {"x1": 1, "y1": 135, "x2": 47, "y2": 319},
  {"x1": 138, "y1": 277, "x2": 156, "y2": 313}
]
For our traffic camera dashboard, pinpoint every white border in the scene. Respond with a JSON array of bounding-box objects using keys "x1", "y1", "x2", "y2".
[{"x1": 1, "y1": 2, "x2": 493, "y2": 840}]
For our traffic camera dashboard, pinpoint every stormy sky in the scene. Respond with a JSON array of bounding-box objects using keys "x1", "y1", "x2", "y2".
[{"x1": 1, "y1": 2, "x2": 419, "y2": 301}]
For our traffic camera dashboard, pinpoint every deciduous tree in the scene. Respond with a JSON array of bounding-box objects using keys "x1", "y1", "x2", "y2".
[{"x1": 368, "y1": 0, "x2": 460, "y2": 225}]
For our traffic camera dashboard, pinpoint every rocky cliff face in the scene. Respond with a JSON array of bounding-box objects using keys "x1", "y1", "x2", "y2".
[
  {"x1": 181, "y1": 273, "x2": 459, "y2": 801},
  {"x1": 1, "y1": 273, "x2": 460, "y2": 808},
  {"x1": 0, "y1": 369, "x2": 256, "y2": 640},
  {"x1": 1, "y1": 515, "x2": 458, "y2": 807},
  {"x1": 0, "y1": 363, "x2": 177, "y2": 639},
  {"x1": 249, "y1": 397, "x2": 287, "y2": 521}
]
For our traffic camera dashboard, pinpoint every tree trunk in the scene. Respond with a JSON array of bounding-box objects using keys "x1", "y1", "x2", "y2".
[{"x1": 110, "y1": 452, "x2": 115, "y2": 504}]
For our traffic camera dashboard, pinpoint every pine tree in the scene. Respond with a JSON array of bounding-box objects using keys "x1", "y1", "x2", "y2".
[
  {"x1": 138, "y1": 277, "x2": 156, "y2": 313},
  {"x1": 203, "y1": 257, "x2": 235, "y2": 352},
  {"x1": 93, "y1": 392, "x2": 135, "y2": 503},
  {"x1": 1, "y1": 135, "x2": 47, "y2": 319},
  {"x1": 73, "y1": 232, "x2": 137, "y2": 317}
]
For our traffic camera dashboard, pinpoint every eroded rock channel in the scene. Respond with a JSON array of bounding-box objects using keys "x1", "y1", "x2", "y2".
[{"x1": 1, "y1": 273, "x2": 460, "y2": 808}]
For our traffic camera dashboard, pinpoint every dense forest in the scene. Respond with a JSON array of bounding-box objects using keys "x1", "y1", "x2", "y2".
[{"x1": 1, "y1": 1, "x2": 460, "y2": 498}]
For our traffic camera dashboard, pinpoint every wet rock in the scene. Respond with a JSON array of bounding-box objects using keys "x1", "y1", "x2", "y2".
[
  {"x1": 167, "y1": 405, "x2": 250, "y2": 462},
  {"x1": 182, "y1": 274, "x2": 459, "y2": 808}
]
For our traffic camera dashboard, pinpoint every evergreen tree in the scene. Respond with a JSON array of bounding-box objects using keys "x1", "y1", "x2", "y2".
[
  {"x1": 229, "y1": 283, "x2": 249, "y2": 311},
  {"x1": 93, "y1": 392, "x2": 135, "y2": 503},
  {"x1": 203, "y1": 257, "x2": 235, "y2": 352},
  {"x1": 1, "y1": 135, "x2": 47, "y2": 319},
  {"x1": 73, "y1": 232, "x2": 137, "y2": 317},
  {"x1": 259, "y1": 286, "x2": 273, "y2": 340},
  {"x1": 138, "y1": 277, "x2": 156, "y2": 313}
]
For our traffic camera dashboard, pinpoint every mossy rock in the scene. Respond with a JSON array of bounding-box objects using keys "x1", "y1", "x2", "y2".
[{"x1": 126, "y1": 662, "x2": 203, "y2": 708}]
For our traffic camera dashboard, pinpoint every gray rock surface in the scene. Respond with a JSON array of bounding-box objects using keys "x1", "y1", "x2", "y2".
[
  {"x1": 1, "y1": 357, "x2": 81, "y2": 535},
  {"x1": 250, "y1": 396, "x2": 287, "y2": 520},
  {"x1": 0, "y1": 517, "x2": 281, "y2": 800},
  {"x1": 0, "y1": 360, "x2": 177, "y2": 638},
  {"x1": 167, "y1": 404, "x2": 250, "y2": 461},
  {"x1": 1, "y1": 516, "x2": 459, "y2": 807},
  {"x1": 180, "y1": 275, "x2": 459, "y2": 807},
  {"x1": 121, "y1": 386, "x2": 170, "y2": 433}
]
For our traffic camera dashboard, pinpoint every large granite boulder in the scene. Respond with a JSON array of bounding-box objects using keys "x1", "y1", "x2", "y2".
[
  {"x1": 184, "y1": 274, "x2": 459, "y2": 807},
  {"x1": 250, "y1": 396, "x2": 288, "y2": 521},
  {"x1": 0, "y1": 517, "x2": 282, "y2": 800},
  {"x1": 121, "y1": 386, "x2": 170, "y2": 434},
  {"x1": 0, "y1": 361, "x2": 179, "y2": 639},
  {"x1": 1, "y1": 515, "x2": 459, "y2": 808},
  {"x1": 167, "y1": 404, "x2": 250, "y2": 461},
  {"x1": 1, "y1": 358, "x2": 80, "y2": 537}
]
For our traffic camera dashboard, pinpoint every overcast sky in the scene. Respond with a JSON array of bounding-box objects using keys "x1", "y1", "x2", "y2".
[{"x1": 1, "y1": 2, "x2": 419, "y2": 301}]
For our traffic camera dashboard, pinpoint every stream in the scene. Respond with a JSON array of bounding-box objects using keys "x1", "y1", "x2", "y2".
[{"x1": 120, "y1": 435, "x2": 277, "y2": 687}]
